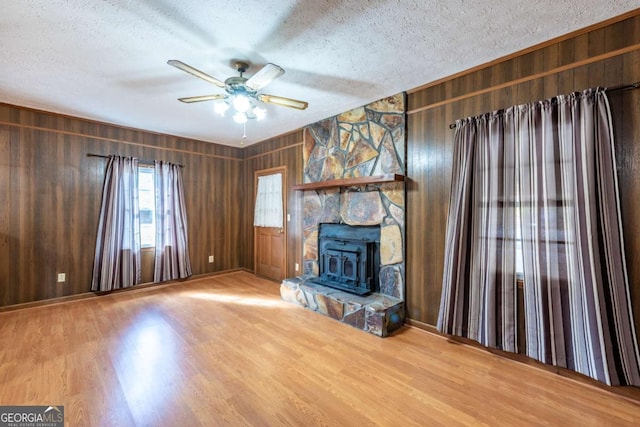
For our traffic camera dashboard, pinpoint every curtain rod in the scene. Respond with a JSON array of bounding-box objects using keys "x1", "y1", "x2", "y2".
[
  {"x1": 448, "y1": 81, "x2": 640, "y2": 129},
  {"x1": 86, "y1": 153, "x2": 184, "y2": 168}
]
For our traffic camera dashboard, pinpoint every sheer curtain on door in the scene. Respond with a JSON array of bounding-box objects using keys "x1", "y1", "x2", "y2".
[{"x1": 254, "y1": 173, "x2": 283, "y2": 228}]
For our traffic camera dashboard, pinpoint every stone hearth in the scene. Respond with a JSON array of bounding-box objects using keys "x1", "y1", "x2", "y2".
[{"x1": 281, "y1": 277, "x2": 405, "y2": 337}]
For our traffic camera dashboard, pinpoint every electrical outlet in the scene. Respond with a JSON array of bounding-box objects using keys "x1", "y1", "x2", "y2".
[
  {"x1": 287, "y1": 213, "x2": 291, "y2": 222},
  {"x1": 295, "y1": 263, "x2": 299, "y2": 272},
  {"x1": 57, "y1": 273, "x2": 66, "y2": 283},
  {"x1": 208, "y1": 255, "x2": 214, "y2": 263}
]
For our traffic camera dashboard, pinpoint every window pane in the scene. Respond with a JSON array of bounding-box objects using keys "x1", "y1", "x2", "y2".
[
  {"x1": 138, "y1": 166, "x2": 155, "y2": 248},
  {"x1": 515, "y1": 204, "x2": 524, "y2": 276}
]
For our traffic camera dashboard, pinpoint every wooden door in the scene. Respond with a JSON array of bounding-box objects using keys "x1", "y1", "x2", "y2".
[
  {"x1": 255, "y1": 226, "x2": 285, "y2": 280},
  {"x1": 254, "y1": 167, "x2": 287, "y2": 281}
]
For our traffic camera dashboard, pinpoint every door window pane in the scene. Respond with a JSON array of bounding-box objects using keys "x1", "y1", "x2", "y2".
[{"x1": 254, "y1": 173, "x2": 283, "y2": 228}]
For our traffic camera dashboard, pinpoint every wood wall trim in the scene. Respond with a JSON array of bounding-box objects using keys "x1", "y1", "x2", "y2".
[
  {"x1": 407, "y1": 8, "x2": 640, "y2": 95},
  {"x1": 0, "y1": 102, "x2": 233, "y2": 147},
  {"x1": 407, "y1": 43, "x2": 640, "y2": 115},
  {"x1": 0, "y1": 120, "x2": 242, "y2": 161},
  {"x1": 243, "y1": 141, "x2": 303, "y2": 161}
]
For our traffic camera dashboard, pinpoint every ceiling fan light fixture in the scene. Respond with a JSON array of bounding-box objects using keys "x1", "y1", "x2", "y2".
[
  {"x1": 233, "y1": 111, "x2": 248, "y2": 124},
  {"x1": 253, "y1": 106, "x2": 266, "y2": 121},
  {"x1": 214, "y1": 101, "x2": 229, "y2": 116},
  {"x1": 232, "y1": 94, "x2": 251, "y2": 113}
]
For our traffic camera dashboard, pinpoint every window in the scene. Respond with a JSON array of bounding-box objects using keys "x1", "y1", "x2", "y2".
[{"x1": 138, "y1": 166, "x2": 155, "y2": 248}]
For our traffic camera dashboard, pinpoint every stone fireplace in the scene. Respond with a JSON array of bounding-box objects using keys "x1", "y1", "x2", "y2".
[{"x1": 281, "y1": 93, "x2": 406, "y2": 336}]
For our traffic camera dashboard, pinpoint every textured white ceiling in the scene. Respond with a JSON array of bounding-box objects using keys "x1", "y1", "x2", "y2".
[{"x1": 1, "y1": 1, "x2": 638, "y2": 146}]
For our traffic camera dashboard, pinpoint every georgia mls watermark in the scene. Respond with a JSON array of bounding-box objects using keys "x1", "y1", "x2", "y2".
[{"x1": 0, "y1": 406, "x2": 64, "y2": 427}]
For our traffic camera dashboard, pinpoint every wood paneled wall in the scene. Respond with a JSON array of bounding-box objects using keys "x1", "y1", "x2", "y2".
[
  {"x1": 0, "y1": 105, "x2": 244, "y2": 306},
  {"x1": 240, "y1": 131, "x2": 304, "y2": 279},
  {"x1": 3, "y1": 10, "x2": 640, "y2": 326},
  {"x1": 227, "y1": 11, "x2": 640, "y2": 336},
  {"x1": 406, "y1": 12, "x2": 640, "y2": 334}
]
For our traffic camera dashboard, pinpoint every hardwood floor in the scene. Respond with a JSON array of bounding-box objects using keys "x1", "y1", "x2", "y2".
[{"x1": 1, "y1": 271, "x2": 639, "y2": 426}]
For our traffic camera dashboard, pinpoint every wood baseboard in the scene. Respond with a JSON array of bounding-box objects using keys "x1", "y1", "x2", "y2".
[
  {"x1": 405, "y1": 318, "x2": 439, "y2": 333},
  {"x1": 0, "y1": 269, "x2": 246, "y2": 313},
  {"x1": 405, "y1": 317, "x2": 640, "y2": 402}
]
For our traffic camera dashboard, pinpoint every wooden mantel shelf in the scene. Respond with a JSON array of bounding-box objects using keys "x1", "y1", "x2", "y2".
[{"x1": 292, "y1": 174, "x2": 405, "y2": 191}]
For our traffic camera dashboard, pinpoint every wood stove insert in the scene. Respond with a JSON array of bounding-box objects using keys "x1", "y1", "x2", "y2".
[{"x1": 312, "y1": 223, "x2": 380, "y2": 296}]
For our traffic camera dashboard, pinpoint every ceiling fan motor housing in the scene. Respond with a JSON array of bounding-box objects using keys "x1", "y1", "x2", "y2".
[
  {"x1": 224, "y1": 76, "x2": 256, "y2": 95},
  {"x1": 225, "y1": 61, "x2": 257, "y2": 96}
]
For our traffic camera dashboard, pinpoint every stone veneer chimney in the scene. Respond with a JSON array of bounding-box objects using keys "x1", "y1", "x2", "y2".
[{"x1": 281, "y1": 93, "x2": 406, "y2": 336}]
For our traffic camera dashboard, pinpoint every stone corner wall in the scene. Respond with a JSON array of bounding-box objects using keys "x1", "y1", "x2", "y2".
[{"x1": 301, "y1": 93, "x2": 406, "y2": 300}]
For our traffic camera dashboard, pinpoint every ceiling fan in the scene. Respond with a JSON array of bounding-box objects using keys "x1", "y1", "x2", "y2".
[{"x1": 167, "y1": 60, "x2": 309, "y2": 120}]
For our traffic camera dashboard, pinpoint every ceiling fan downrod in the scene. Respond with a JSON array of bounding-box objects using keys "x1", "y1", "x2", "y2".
[{"x1": 234, "y1": 61, "x2": 249, "y2": 76}]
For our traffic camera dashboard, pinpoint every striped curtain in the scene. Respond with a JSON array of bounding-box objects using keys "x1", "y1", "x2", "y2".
[
  {"x1": 438, "y1": 112, "x2": 518, "y2": 352},
  {"x1": 517, "y1": 88, "x2": 640, "y2": 385},
  {"x1": 91, "y1": 156, "x2": 141, "y2": 291},
  {"x1": 154, "y1": 161, "x2": 192, "y2": 282},
  {"x1": 439, "y1": 88, "x2": 640, "y2": 385}
]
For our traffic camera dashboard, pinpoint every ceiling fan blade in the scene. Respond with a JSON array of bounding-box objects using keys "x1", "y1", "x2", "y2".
[
  {"x1": 167, "y1": 60, "x2": 227, "y2": 88},
  {"x1": 257, "y1": 94, "x2": 308, "y2": 110},
  {"x1": 178, "y1": 94, "x2": 228, "y2": 103},
  {"x1": 245, "y1": 63, "x2": 284, "y2": 91}
]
